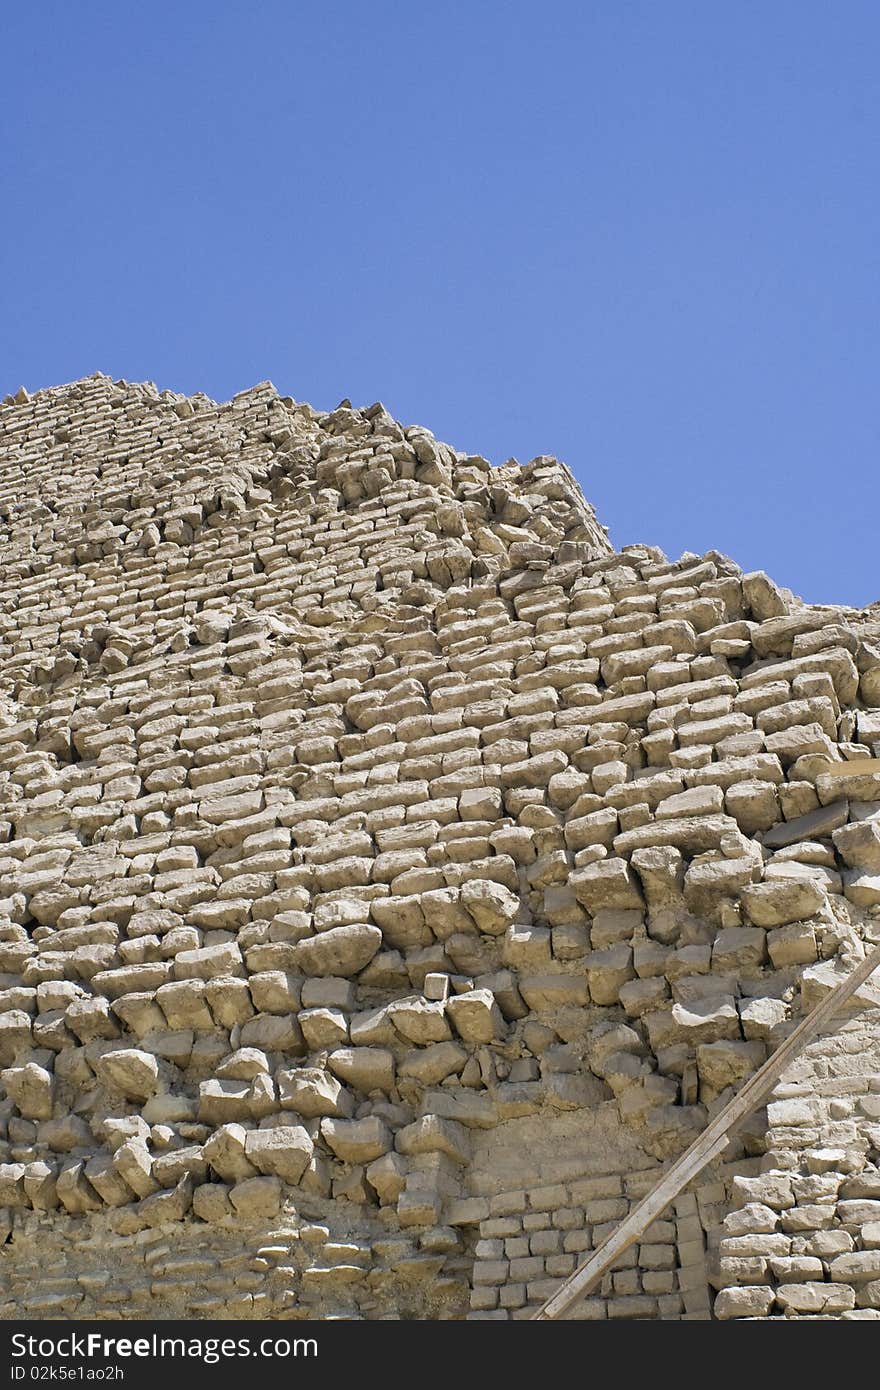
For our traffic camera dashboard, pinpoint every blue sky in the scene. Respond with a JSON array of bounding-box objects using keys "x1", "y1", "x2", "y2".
[{"x1": 2, "y1": 2, "x2": 877, "y2": 605}]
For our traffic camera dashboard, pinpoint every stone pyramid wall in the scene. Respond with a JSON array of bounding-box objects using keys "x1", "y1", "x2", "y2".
[{"x1": 1, "y1": 372, "x2": 879, "y2": 1320}]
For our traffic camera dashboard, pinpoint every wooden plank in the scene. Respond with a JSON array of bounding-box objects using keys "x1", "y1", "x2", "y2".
[{"x1": 532, "y1": 942, "x2": 880, "y2": 1320}]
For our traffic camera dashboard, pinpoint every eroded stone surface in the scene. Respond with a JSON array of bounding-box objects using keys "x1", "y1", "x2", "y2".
[{"x1": 1, "y1": 373, "x2": 879, "y2": 1320}]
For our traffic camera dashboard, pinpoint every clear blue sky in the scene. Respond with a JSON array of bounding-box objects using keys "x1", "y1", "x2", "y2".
[{"x1": 2, "y1": 2, "x2": 877, "y2": 605}]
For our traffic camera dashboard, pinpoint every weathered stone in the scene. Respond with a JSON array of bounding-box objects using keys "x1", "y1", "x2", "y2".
[
  {"x1": 4, "y1": 373, "x2": 880, "y2": 1322},
  {"x1": 321, "y1": 1115, "x2": 392, "y2": 1163},
  {"x1": 198, "y1": 1079, "x2": 253, "y2": 1125},
  {"x1": 446, "y1": 989, "x2": 505, "y2": 1042},
  {"x1": 202, "y1": 1124, "x2": 257, "y2": 1182},
  {"x1": 277, "y1": 1067, "x2": 354, "y2": 1118},
  {"x1": 584, "y1": 945, "x2": 635, "y2": 1005},
  {"x1": 775, "y1": 1282, "x2": 856, "y2": 1314},
  {"x1": 388, "y1": 997, "x2": 453, "y2": 1044},
  {"x1": 244, "y1": 1125, "x2": 313, "y2": 1184},
  {"x1": 518, "y1": 974, "x2": 589, "y2": 1010},
  {"x1": 398, "y1": 1041, "x2": 468, "y2": 1084},
  {"x1": 192, "y1": 1182, "x2": 233, "y2": 1223},
  {"x1": 93, "y1": 1048, "x2": 160, "y2": 1101},
  {"x1": 571, "y1": 859, "x2": 645, "y2": 912},
  {"x1": 766, "y1": 921, "x2": 818, "y2": 969},
  {"x1": 460, "y1": 880, "x2": 521, "y2": 935},
  {"x1": 292, "y1": 923, "x2": 382, "y2": 977},
  {"x1": 842, "y1": 868, "x2": 880, "y2": 908},
  {"x1": 696, "y1": 1040, "x2": 764, "y2": 1094},
  {"x1": 743, "y1": 571, "x2": 789, "y2": 621},
  {"x1": 740, "y1": 879, "x2": 824, "y2": 927},
  {"x1": 396, "y1": 1115, "x2": 471, "y2": 1165},
  {"x1": 366, "y1": 1152, "x2": 408, "y2": 1204},
  {"x1": 834, "y1": 818, "x2": 880, "y2": 869},
  {"x1": 1, "y1": 1062, "x2": 54, "y2": 1118},
  {"x1": 328, "y1": 1046, "x2": 395, "y2": 1092},
  {"x1": 763, "y1": 799, "x2": 848, "y2": 848},
  {"x1": 228, "y1": 1175, "x2": 282, "y2": 1219}
]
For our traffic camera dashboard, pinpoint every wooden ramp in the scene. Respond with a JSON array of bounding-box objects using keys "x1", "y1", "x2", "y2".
[{"x1": 532, "y1": 943, "x2": 880, "y2": 1321}]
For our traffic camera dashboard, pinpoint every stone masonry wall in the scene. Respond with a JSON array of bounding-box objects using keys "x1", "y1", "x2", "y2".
[{"x1": 0, "y1": 373, "x2": 879, "y2": 1319}]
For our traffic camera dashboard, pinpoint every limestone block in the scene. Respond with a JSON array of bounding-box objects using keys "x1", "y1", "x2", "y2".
[
  {"x1": 712, "y1": 927, "x2": 767, "y2": 973},
  {"x1": 714, "y1": 1285, "x2": 776, "y2": 1318},
  {"x1": 292, "y1": 923, "x2": 382, "y2": 976},
  {"x1": 656, "y1": 785, "x2": 724, "y2": 819},
  {"x1": 203, "y1": 1124, "x2": 257, "y2": 1182},
  {"x1": 369, "y1": 896, "x2": 433, "y2": 950},
  {"x1": 299, "y1": 1007, "x2": 349, "y2": 1049},
  {"x1": 742, "y1": 571, "x2": 789, "y2": 620},
  {"x1": 739, "y1": 996, "x2": 788, "y2": 1041},
  {"x1": 56, "y1": 1160, "x2": 102, "y2": 1214},
  {"x1": 630, "y1": 846, "x2": 685, "y2": 909},
  {"x1": 247, "y1": 971, "x2": 300, "y2": 1013},
  {"x1": 278, "y1": 1066, "x2": 353, "y2": 1118},
  {"x1": 244, "y1": 1125, "x2": 313, "y2": 1184},
  {"x1": 571, "y1": 858, "x2": 645, "y2": 913},
  {"x1": 366, "y1": 1151, "x2": 408, "y2": 1204},
  {"x1": 652, "y1": 995, "x2": 740, "y2": 1047},
  {"x1": 228, "y1": 1174, "x2": 281, "y2": 1219},
  {"x1": 766, "y1": 922, "x2": 818, "y2": 969},
  {"x1": 740, "y1": 879, "x2": 824, "y2": 927},
  {"x1": 584, "y1": 945, "x2": 635, "y2": 1005},
  {"x1": 1, "y1": 1062, "x2": 54, "y2": 1118},
  {"x1": 199, "y1": 791, "x2": 264, "y2": 824},
  {"x1": 205, "y1": 975, "x2": 254, "y2": 1026},
  {"x1": 723, "y1": 1203, "x2": 779, "y2": 1236},
  {"x1": 563, "y1": 808, "x2": 619, "y2": 854},
  {"x1": 696, "y1": 1040, "x2": 764, "y2": 1094},
  {"x1": 725, "y1": 780, "x2": 780, "y2": 833},
  {"x1": 398, "y1": 1041, "x2": 467, "y2": 1084},
  {"x1": 842, "y1": 868, "x2": 880, "y2": 908},
  {"x1": 152, "y1": 1145, "x2": 207, "y2": 1188},
  {"x1": 198, "y1": 1079, "x2": 253, "y2": 1125},
  {"x1": 618, "y1": 975, "x2": 668, "y2": 1017},
  {"x1": 763, "y1": 799, "x2": 848, "y2": 848},
  {"x1": 0, "y1": 1010, "x2": 33, "y2": 1063},
  {"x1": 828, "y1": 1251, "x2": 880, "y2": 1283},
  {"x1": 22, "y1": 1159, "x2": 59, "y2": 1210},
  {"x1": 90, "y1": 964, "x2": 172, "y2": 999},
  {"x1": 321, "y1": 1115, "x2": 392, "y2": 1163},
  {"x1": 502, "y1": 925, "x2": 552, "y2": 970},
  {"x1": 834, "y1": 818, "x2": 880, "y2": 869},
  {"x1": 108, "y1": 994, "x2": 163, "y2": 1039},
  {"x1": 173, "y1": 942, "x2": 244, "y2": 980},
  {"x1": 775, "y1": 1282, "x2": 856, "y2": 1314},
  {"x1": 0, "y1": 1163, "x2": 27, "y2": 1207},
  {"x1": 766, "y1": 1097, "x2": 825, "y2": 1127},
  {"x1": 93, "y1": 1047, "x2": 160, "y2": 1102},
  {"x1": 388, "y1": 997, "x2": 453, "y2": 1044},
  {"x1": 617, "y1": 1073, "x2": 679, "y2": 1123},
  {"x1": 685, "y1": 856, "x2": 760, "y2": 921},
  {"x1": 193, "y1": 1182, "x2": 233, "y2": 1223},
  {"x1": 301, "y1": 977, "x2": 355, "y2": 1010},
  {"x1": 240, "y1": 1012, "x2": 305, "y2": 1054},
  {"x1": 396, "y1": 1115, "x2": 471, "y2": 1165},
  {"x1": 817, "y1": 763, "x2": 880, "y2": 805},
  {"x1": 327, "y1": 1046, "x2": 395, "y2": 1092},
  {"x1": 545, "y1": 1073, "x2": 611, "y2": 1109},
  {"x1": 156, "y1": 980, "x2": 215, "y2": 1031},
  {"x1": 460, "y1": 879, "x2": 520, "y2": 935},
  {"x1": 518, "y1": 974, "x2": 589, "y2": 1010},
  {"x1": 446, "y1": 989, "x2": 505, "y2": 1043},
  {"x1": 349, "y1": 1003, "x2": 398, "y2": 1047}
]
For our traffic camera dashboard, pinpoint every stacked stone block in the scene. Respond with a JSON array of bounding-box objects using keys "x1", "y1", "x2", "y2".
[{"x1": 0, "y1": 373, "x2": 879, "y2": 1318}]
